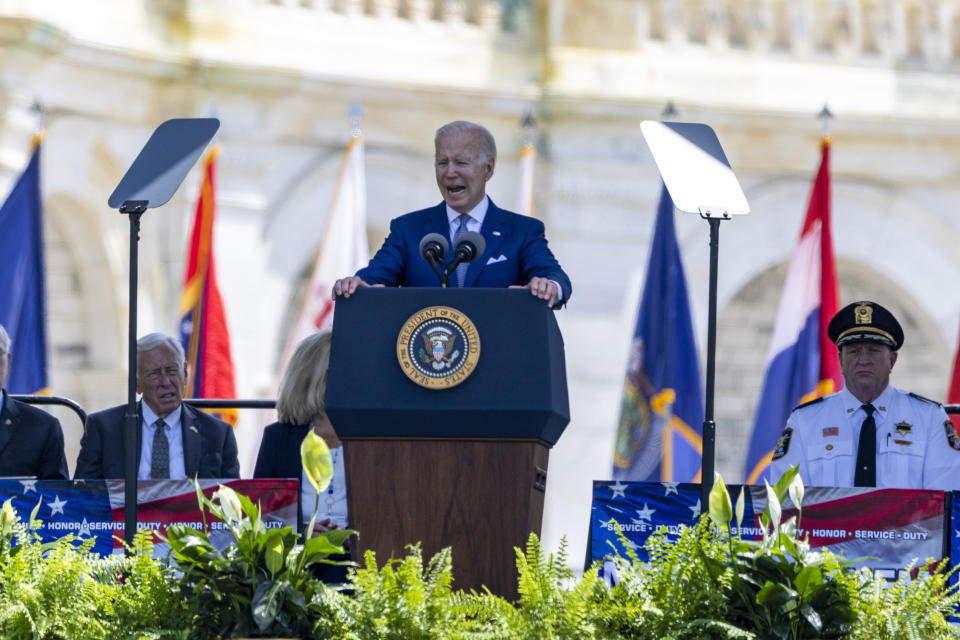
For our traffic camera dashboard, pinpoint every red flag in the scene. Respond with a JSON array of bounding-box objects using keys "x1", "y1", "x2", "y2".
[
  {"x1": 178, "y1": 148, "x2": 238, "y2": 426},
  {"x1": 744, "y1": 137, "x2": 841, "y2": 484},
  {"x1": 806, "y1": 137, "x2": 842, "y2": 396},
  {"x1": 949, "y1": 322, "x2": 960, "y2": 429}
]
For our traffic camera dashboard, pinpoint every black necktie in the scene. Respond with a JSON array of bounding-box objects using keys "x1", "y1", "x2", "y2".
[
  {"x1": 854, "y1": 404, "x2": 876, "y2": 487},
  {"x1": 151, "y1": 419, "x2": 170, "y2": 479}
]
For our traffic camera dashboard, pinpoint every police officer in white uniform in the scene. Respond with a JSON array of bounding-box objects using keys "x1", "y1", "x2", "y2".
[{"x1": 770, "y1": 300, "x2": 960, "y2": 489}]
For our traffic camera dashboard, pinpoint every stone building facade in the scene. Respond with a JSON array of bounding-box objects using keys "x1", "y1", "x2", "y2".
[{"x1": 2, "y1": 0, "x2": 960, "y2": 560}]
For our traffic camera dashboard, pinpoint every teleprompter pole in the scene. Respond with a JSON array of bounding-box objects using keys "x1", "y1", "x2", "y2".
[
  {"x1": 700, "y1": 216, "x2": 722, "y2": 510},
  {"x1": 121, "y1": 200, "x2": 147, "y2": 552},
  {"x1": 107, "y1": 119, "x2": 220, "y2": 552}
]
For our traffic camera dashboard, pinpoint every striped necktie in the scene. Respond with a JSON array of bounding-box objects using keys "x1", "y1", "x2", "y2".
[
  {"x1": 150, "y1": 419, "x2": 170, "y2": 479},
  {"x1": 453, "y1": 213, "x2": 470, "y2": 287}
]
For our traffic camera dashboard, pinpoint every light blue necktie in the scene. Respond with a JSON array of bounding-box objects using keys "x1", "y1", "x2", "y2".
[{"x1": 453, "y1": 214, "x2": 470, "y2": 287}]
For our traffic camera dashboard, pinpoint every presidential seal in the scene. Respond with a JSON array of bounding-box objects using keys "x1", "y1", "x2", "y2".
[{"x1": 396, "y1": 306, "x2": 480, "y2": 389}]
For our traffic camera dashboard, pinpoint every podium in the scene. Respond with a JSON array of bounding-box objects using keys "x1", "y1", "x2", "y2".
[{"x1": 326, "y1": 287, "x2": 569, "y2": 598}]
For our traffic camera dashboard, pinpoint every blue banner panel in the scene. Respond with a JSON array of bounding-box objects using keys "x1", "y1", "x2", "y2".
[
  {"x1": 590, "y1": 481, "x2": 945, "y2": 583},
  {"x1": 0, "y1": 478, "x2": 298, "y2": 556}
]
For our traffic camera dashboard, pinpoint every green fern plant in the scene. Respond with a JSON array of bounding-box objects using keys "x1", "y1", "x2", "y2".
[
  {"x1": 596, "y1": 520, "x2": 748, "y2": 640},
  {"x1": 509, "y1": 534, "x2": 614, "y2": 640},
  {"x1": 320, "y1": 544, "x2": 483, "y2": 640},
  {"x1": 846, "y1": 559, "x2": 960, "y2": 640},
  {"x1": 0, "y1": 499, "x2": 187, "y2": 640}
]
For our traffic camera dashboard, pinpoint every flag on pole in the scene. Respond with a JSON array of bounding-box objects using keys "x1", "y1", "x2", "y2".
[
  {"x1": 948, "y1": 322, "x2": 960, "y2": 429},
  {"x1": 743, "y1": 137, "x2": 841, "y2": 485},
  {"x1": 178, "y1": 147, "x2": 238, "y2": 426},
  {"x1": 280, "y1": 134, "x2": 368, "y2": 366},
  {"x1": 516, "y1": 142, "x2": 535, "y2": 217},
  {"x1": 612, "y1": 185, "x2": 704, "y2": 482},
  {"x1": 0, "y1": 137, "x2": 50, "y2": 394}
]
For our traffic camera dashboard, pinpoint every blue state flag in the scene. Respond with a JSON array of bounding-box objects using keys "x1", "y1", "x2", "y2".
[
  {"x1": 612, "y1": 185, "x2": 704, "y2": 482},
  {"x1": 0, "y1": 142, "x2": 49, "y2": 393}
]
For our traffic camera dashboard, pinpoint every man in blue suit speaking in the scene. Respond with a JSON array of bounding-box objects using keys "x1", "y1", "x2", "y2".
[{"x1": 332, "y1": 121, "x2": 571, "y2": 308}]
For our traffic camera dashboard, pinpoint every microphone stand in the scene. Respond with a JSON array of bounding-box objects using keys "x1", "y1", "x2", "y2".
[
  {"x1": 441, "y1": 258, "x2": 463, "y2": 288},
  {"x1": 424, "y1": 252, "x2": 447, "y2": 287}
]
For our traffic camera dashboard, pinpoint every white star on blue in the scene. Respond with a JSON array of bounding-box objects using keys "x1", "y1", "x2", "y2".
[
  {"x1": 633, "y1": 503, "x2": 656, "y2": 522},
  {"x1": 48, "y1": 495, "x2": 67, "y2": 517},
  {"x1": 608, "y1": 480, "x2": 628, "y2": 499},
  {"x1": 689, "y1": 499, "x2": 701, "y2": 520}
]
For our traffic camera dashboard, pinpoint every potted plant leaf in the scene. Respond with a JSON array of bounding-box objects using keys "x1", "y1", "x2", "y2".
[{"x1": 163, "y1": 431, "x2": 355, "y2": 639}]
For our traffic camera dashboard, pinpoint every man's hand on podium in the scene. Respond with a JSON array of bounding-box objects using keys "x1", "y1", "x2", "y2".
[
  {"x1": 332, "y1": 276, "x2": 383, "y2": 299},
  {"x1": 511, "y1": 277, "x2": 558, "y2": 307}
]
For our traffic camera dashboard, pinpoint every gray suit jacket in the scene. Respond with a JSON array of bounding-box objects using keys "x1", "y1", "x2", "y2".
[{"x1": 74, "y1": 401, "x2": 239, "y2": 479}]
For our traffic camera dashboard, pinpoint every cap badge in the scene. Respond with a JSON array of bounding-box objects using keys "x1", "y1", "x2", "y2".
[{"x1": 854, "y1": 302, "x2": 873, "y2": 325}]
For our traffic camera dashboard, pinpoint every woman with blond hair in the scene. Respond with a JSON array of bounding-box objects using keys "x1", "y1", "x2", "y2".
[{"x1": 254, "y1": 329, "x2": 347, "y2": 534}]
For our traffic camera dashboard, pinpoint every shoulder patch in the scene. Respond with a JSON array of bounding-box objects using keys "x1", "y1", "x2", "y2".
[
  {"x1": 944, "y1": 420, "x2": 960, "y2": 452},
  {"x1": 791, "y1": 397, "x2": 824, "y2": 412},
  {"x1": 772, "y1": 427, "x2": 793, "y2": 460},
  {"x1": 909, "y1": 392, "x2": 942, "y2": 407}
]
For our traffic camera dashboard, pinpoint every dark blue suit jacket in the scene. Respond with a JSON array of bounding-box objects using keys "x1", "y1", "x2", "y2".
[
  {"x1": 73, "y1": 401, "x2": 240, "y2": 479},
  {"x1": 253, "y1": 420, "x2": 308, "y2": 481},
  {"x1": 0, "y1": 390, "x2": 69, "y2": 479},
  {"x1": 356, "y1": 200, "x2": 572, "y2": 307}
]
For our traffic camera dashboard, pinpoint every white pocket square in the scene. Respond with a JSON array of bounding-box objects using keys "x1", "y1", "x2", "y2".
[{"x1": 486, "y1": 254, "x2": 508, "y2": 265}]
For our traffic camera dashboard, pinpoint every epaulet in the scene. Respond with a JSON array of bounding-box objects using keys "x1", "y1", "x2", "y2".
[
  {"x1": 791, "y1": 397, "x2": 824, "y2": 412},
  {"x1": 909, "y1": 392, "x2": 942, "y2": 407}
]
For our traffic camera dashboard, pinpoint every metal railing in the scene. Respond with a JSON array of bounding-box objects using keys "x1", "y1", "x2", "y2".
[
  {"x1": 10, "y1": 395, "x2": 88, "y2": 425},
  {"x1": 10, "y1": 396, "x2": 277, "y2": 425}
]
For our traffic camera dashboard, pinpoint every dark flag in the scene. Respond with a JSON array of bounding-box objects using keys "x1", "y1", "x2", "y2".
[
  {"x1": 612, "y1": 185, "x2": 704, "y2": 482},
  {"x1": 0, "y1": 139, "x2": 49, "y2": 393}
]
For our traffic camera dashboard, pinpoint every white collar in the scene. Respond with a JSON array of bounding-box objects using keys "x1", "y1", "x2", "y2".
[
  {"x1": 446, "y1": 195, "x2": 489, "y2": 227},
  {"x1": 142, "y1": 401, "x2": 182, "y2": 427},
  {"x1": 839, "y1": 384, "x2": 893, "y2": 415}
]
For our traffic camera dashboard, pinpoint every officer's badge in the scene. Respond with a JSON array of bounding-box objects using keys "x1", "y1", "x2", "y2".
[
  {"x1": 854, "y1": 302, "x2": 873, "y2": 325},
  {"x1": 772, "y1": 427, "x2": 793, "y2": 460},
  {"x1": 894, "y1": 421, "x2": 912, "y2": 437},
  {"x1": 944, "y1": 420, "x2": 960, "y2": 452},
  {"x1": 396, "y1": 306, "x2": 480, "y2": 390},
  {"x1": 822, "y1": 426, "x2": 839, "y2": 437}
]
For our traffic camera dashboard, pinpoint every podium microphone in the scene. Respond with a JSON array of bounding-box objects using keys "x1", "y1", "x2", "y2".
[
  {"x1": 443, "y1": 231, "x2": 486, "y2": 286},
  {"x1": 419, "y1": 233, "x2": 450, "y2": 287}
]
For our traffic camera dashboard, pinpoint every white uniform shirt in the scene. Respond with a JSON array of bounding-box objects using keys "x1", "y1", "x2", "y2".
[{"x1": 770, "y1": 384, "x2": 960, "y2": 490}]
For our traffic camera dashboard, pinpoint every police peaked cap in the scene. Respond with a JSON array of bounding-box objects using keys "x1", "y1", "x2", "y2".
[{"x1": 827, "y1": 301, "x2": 903, "y2": 351}]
